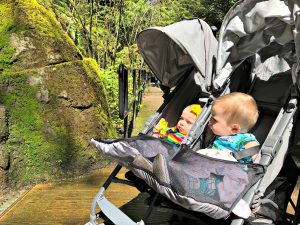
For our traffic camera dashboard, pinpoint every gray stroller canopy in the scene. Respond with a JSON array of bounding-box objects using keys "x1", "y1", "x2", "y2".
[
  {"x1": 137, "y1": 18, "x2": 218, "y2": 92},
  {"x1": 215, "y1": 0, "x2": 300, "y2": 90}
]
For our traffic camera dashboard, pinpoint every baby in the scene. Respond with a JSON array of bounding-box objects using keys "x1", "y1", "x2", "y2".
[
  {"x1": 199, "y1": 92, "x2": 259, "y2": 163},
  {"x1": 153, "y1": 104, "x2": 202, "y2": 144}
]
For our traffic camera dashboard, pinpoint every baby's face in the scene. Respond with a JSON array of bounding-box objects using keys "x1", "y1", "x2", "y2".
[
  {"x1": 209, "y1": 104, "x2": 234, "y2": 136},
  {"x1": 177, "y1": 109, "x2": 197, "y2": 135}
]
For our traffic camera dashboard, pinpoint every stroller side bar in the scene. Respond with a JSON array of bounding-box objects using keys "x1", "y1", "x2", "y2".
[
  {"x1": 260, "y1": 99, "x2": 297, "y2": 167},
  {"x1": 182, "y1": 82, "x2": 229, "y2": 150}
]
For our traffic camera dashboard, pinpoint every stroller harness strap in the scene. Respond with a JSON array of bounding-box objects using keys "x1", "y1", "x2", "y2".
[{"x1": 231, "y1": 146, "x2": 260, "y2": 160}]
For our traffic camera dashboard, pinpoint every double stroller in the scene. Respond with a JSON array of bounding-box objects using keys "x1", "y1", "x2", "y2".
[{"x1": 87, "y1": 0, "x2": 300, "y2": 224}]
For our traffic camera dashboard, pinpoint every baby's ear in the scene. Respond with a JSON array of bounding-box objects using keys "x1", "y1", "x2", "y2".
[{"x1": 231, "y1": 124, "x2": 241, "y2": 134}]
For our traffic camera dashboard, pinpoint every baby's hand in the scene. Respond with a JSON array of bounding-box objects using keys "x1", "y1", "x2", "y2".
[{"x1": 152, "y1": 129, "x2": 160, "y2": 138}]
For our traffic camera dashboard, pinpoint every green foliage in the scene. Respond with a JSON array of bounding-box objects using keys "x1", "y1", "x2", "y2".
[
  {"x1": 99, "y1": 63, "x2": 122, "y2": 129},
  {"x1": 196, "y1": 0, "x2": 237, "y2": 29},
  {"x1": 41, "y1": 0, "x2": 238, "y2": 69},
  {"x1": 149, "y1": 0, "x2": 193, "y2": 26}
]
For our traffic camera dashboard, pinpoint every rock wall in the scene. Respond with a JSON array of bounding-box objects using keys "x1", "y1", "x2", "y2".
[{"x1": 0, "y1": 0, "x2": 115, "y2": 190}]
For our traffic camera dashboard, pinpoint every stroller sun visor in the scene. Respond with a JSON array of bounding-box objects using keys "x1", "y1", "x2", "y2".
[
  {"x1": 137, "y1": 18, "x2": 218, "y2": 91},
  {"x1": 215, "y1": 0, "x2": 300, "y2": 89}
]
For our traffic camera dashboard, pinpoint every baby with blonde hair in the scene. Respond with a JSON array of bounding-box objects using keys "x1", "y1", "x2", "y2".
[
  {"x1": 211, "y1": 92, "x2": 258, "y2": 134},
  {"x1": 201, "y1": 92, "x2": 259, "y2": 163}
]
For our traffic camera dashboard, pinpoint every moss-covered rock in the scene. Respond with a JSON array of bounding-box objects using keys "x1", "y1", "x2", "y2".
[
  {"x1": 0, "y1": 106, "x2": 8, "y2": 141},
  {"x1": 0, "y1": 0, "x2": 82, "y2": 72},
  {"x1": 0, "y1": 0, "x2": 116, "y2": 189}
]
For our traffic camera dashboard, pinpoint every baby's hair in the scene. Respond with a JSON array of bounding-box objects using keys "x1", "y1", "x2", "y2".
[
  {"x1": 212, "y1": 92, "x2": 258, "y2": 132},
  {"x1": 184, "y1": 104, "x2": 202, "y2": 117}
]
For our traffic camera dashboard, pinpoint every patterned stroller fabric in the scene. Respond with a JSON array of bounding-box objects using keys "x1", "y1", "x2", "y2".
[{"x1": 91, "y1": 135, "x2": 264, "y2": 219}]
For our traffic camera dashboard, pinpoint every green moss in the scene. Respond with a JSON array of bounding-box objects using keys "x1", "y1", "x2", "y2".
[
  {"x1": 0, "y1": 71, "x2": 52, "y2": 184},
  {"x1": 14, "y1": 0, "x2": 80, "y2": 56},
  {"x1": 1, "y1": 70, "x2": 86, "y2": 184},
  {"x1": 82, "y1": 58, "x2": 109, "y2": 107},
  {"x1": 0, "y1": 2, "x2": 16, "y2": 71},
  {"x1": 82, "y1": 58, "x2": 116, "y2": 137}
]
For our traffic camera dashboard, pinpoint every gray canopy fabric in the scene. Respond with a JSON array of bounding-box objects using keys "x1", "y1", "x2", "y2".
[
  {"x1": 137, "y1": 18, "x2": 218, "y2": 92},
  {"x1": 215, "y1": 0, "x2": 300, "y2": 90}
]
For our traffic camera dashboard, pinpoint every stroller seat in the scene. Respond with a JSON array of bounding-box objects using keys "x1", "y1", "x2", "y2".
[{"x1": 250, "y1": 70, "x2": 293, "y2": 144}]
